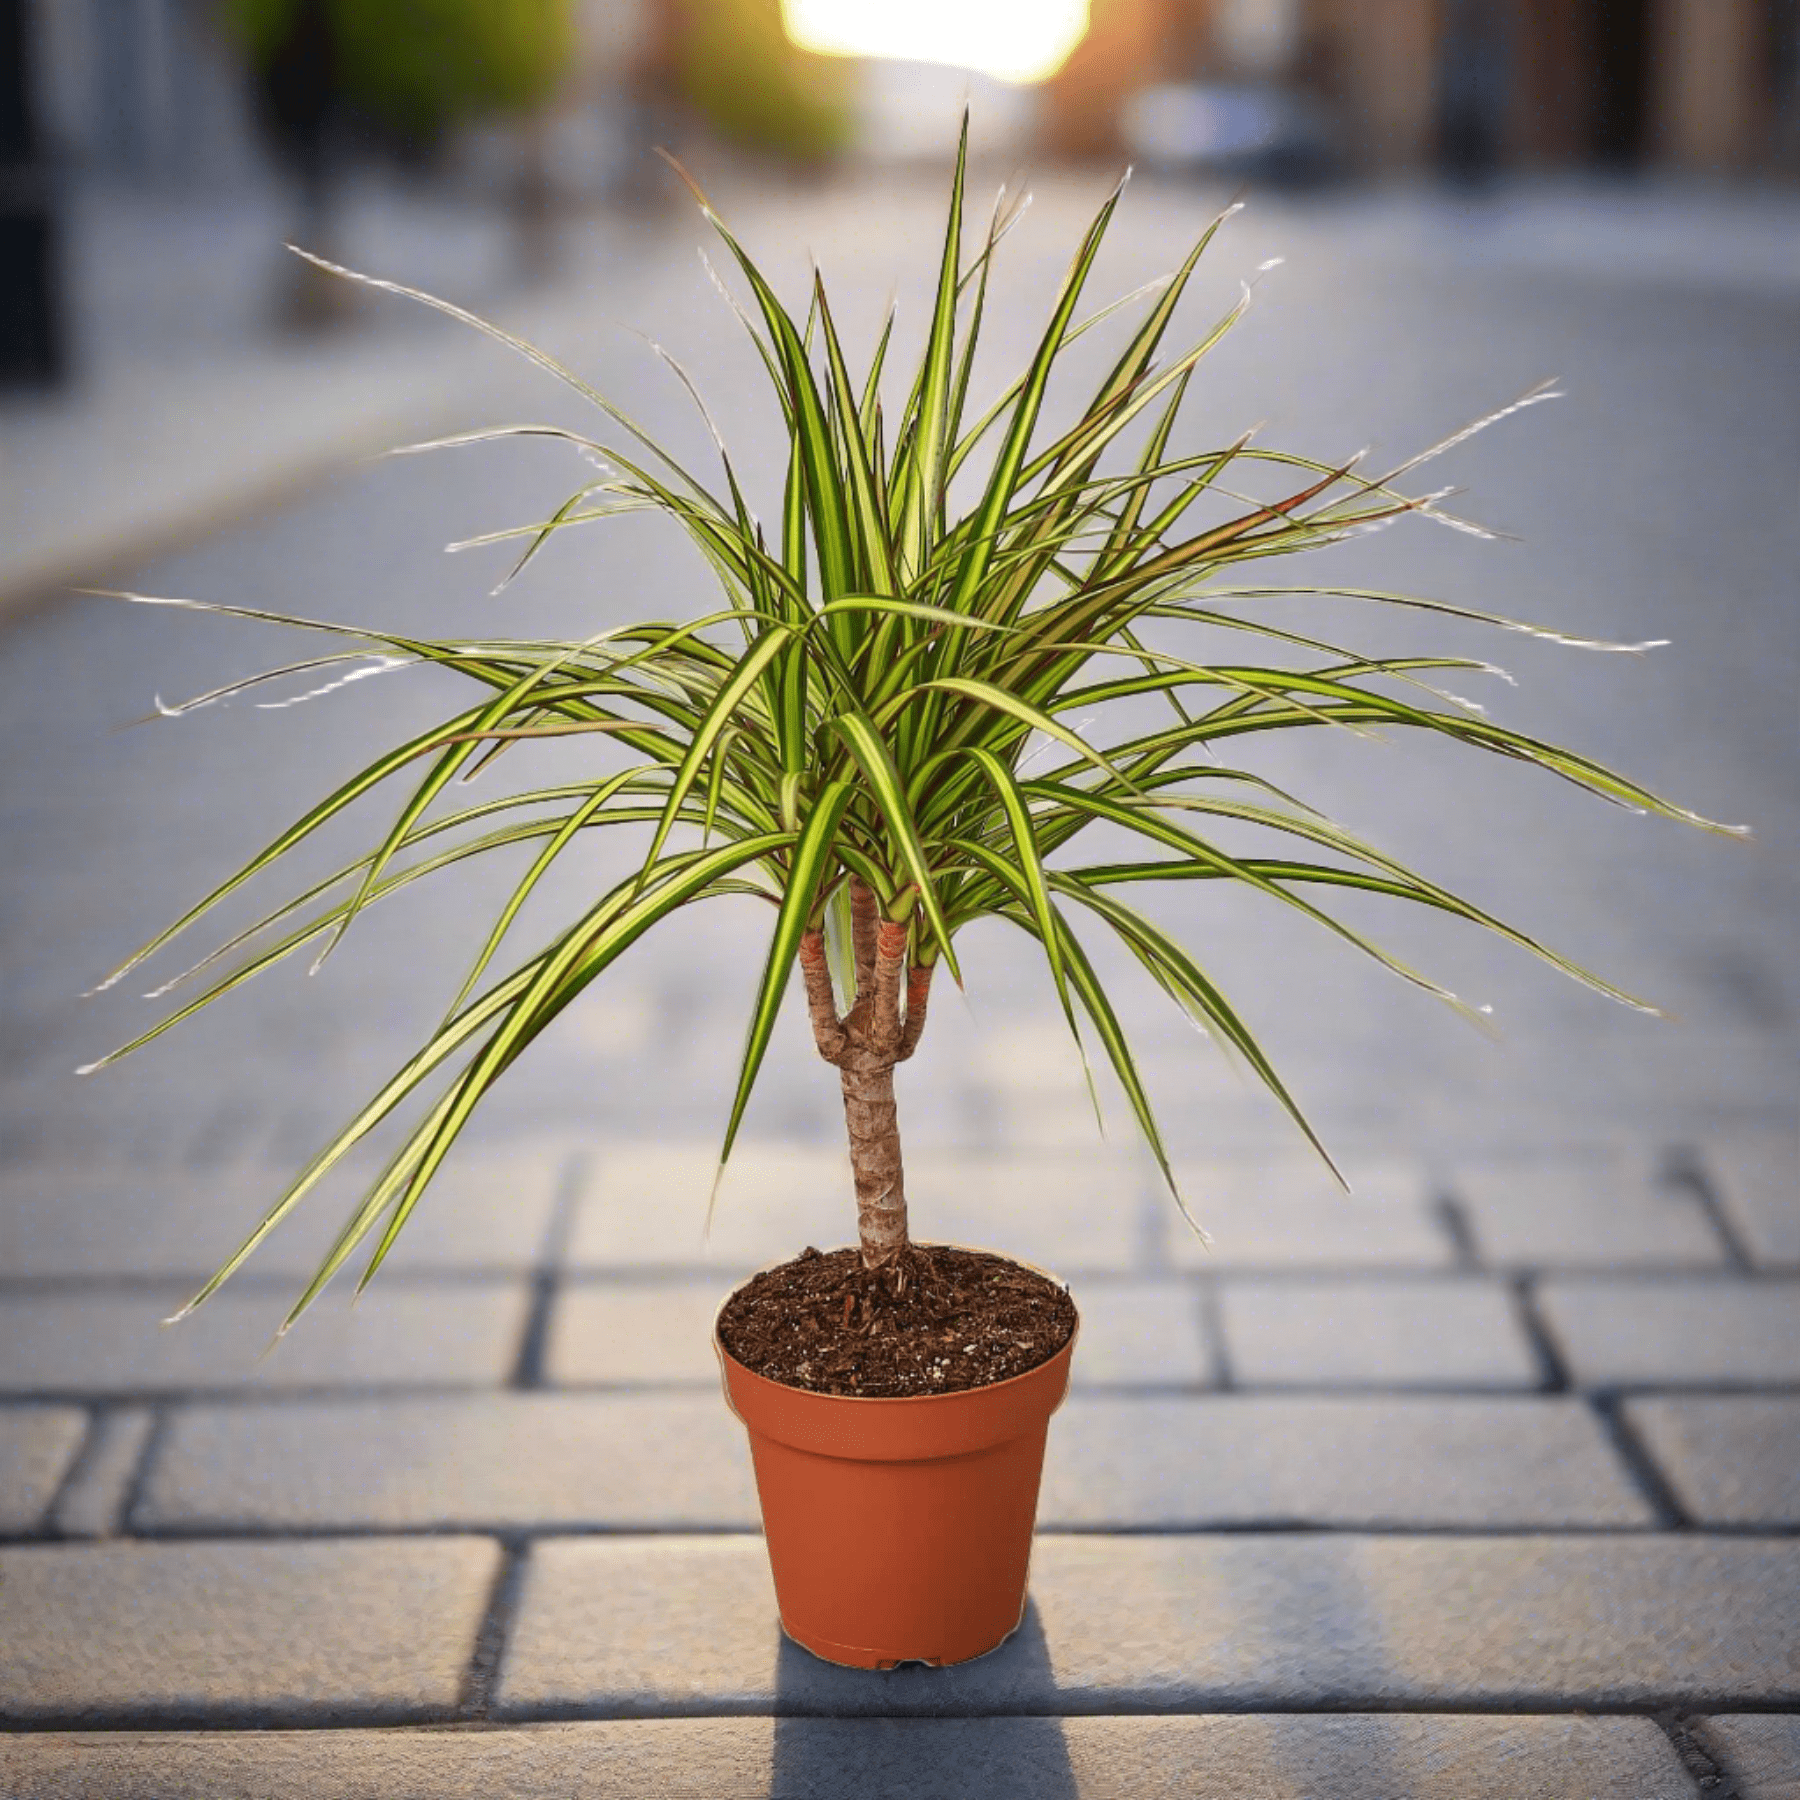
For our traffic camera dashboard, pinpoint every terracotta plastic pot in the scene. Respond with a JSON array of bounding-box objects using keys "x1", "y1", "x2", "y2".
[{"x1": 716, "y1": 1273, "x2": 1077, "y2": 1670}]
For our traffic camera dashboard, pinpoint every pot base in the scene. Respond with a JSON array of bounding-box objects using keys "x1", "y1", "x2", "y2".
[{"x1": 779, "y1": 1599, "x2": 1026, "y2": 1669}]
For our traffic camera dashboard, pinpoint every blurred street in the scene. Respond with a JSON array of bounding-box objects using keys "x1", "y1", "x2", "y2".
[{"x1": 3, "y1": 124, "x2": 1799, "y2": 1800}]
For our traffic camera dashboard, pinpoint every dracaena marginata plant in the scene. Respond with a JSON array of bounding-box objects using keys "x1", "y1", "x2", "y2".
[{"x1": 88, "y1": 126, "x2": 1741, "y2": 1335}]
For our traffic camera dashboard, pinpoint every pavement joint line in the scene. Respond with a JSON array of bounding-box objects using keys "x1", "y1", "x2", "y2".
[
  {"x1": 1589, "y1": 1394, "x2": 1690, "y2": 1532},
  {"x1": 511, "y1": 1149, "x2": 591, "y2": 1390},
  {"x1": 45, "y1": 1405, "x2": 156, "y2": 1540},
  {"x1": 0, "y1": 1382, "x2": 544, "y2": 1405},
  {"x1": 1432, "y1": 1191, "x2": 1482, "y2": 1272},
  {"x1": 1194, "y1": 1277, "x2": 1235, "y2": 1392},
  {"x1": 460, "y1": 1537, "x2": 530, "y2": 1720},
  {"x1": 27, "y1": 1263, "x2": 1796, "y2": 1292},
  {"x1": 20, "y1": 1521, "x2": 1800, "y2": 1550},
  {"x1": 0, "y1": 1699, "x2": 1792, "y2": 1736},
  {"x1": 53, "y1": 1519, "x2": 1739, "y2": 1547},
  {"x1": 1509, "y1": 1275, "x2": 1571, "y2": 1392},
  {"x1": 0, "y1": 1270, "x2": 555, "y2": 1298},
  {"x1": 1667, "y1": 1144, "x2": 1756, "y2": 1273},
  {"x1": 114, "y1": 1404, "x2": 171, "y2": 1540},
  {"x1": 1133, "y1": 1161, "x2": 1168, "y2": 1275},
  {"x1": 1657, "y1": 1709, "x2": 1744, "y2": 1798},
  {"x1": 36, "y1": 1404, "x2": 101, "y2": 1539},
  {"x1": 512, "y1": 1275, "x2": 561, "y2": 1392},
  {"x1": 15, "y1": 1376, "x2": 1800, "y2": 1407}
]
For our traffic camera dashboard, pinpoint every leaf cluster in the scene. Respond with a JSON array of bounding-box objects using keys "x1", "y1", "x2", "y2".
[{"x1": 88, "y1": 123, "x2": 1740, "y2": 1330}]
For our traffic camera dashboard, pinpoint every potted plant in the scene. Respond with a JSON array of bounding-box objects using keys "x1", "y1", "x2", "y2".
[{"x1": 85, "y1": 123, "x2": 1737, "y2": 1668}]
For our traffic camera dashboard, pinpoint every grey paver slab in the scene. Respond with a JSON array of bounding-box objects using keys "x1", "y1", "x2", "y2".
[
  {"x1": 498, "y1": 1534, "x2": 1800, "y2": 1712},
  {"x1": 1217, "y1": 1277, "x2": 1540, "y2": 1388},
  {"x1": 1160, "y1": 1156, "x2": 1452, "y2": 1271},
  {"x1": 1536, "y1": 1277, "x2": 1800, "y2": 1387},
  {"x1": 136, "y1": 1392, "x2": 759, "y2": 1531},
  {"x1": 0, "y1": 1537, "x2": 500, "y2": 1718},
  {"x1": 1705, "y1": 1133, "x2": 1800, "y2": 1267},
  {"x1": 0, "y1": 1140, "x2": 570, "y2": 1280},
  {"x1": 1701, "y1": 1715, "x2": 1800, "y2": 1800},
  {"x1": 49, "y1": 1406, "x2": 154, "y2": 1538},
  {"x1": 0, "y1": 1406, "x2": 87, "y2": 1533},
  {"x1": 562, "y1": 1144, "x2": 1144, "y2": 1273},
  {"x1": 0, "y1": 1279, "x2": 532, "y2": 1394},
  {"x1": 1450, "y1": 1155, "x2": 1726, "y2": 1269},
  {"x1": 1625, "y1": 1397, "x2": 1800, "y2": 1525},
  {"x1": 564, "y1": 1142, "x2": 846, "y2": 1269},
  {"x1": 1040, "y1": 1395, "x2": 1649, "y2": 1528},
  {"x1": 1065, "y1": 1281, "x2": 1212, "y2": 1387},
  {"x1": 545, "y1": 1279, "x2": 735, "y2": 1385},
  {"x1": 135, "y1": 1389, "x2": 1644, "y2": 1533},
  {"x1": 0, "y1": 1714, "x2": 1701, "y2": 1799},
  {"x1": 902, "y1": 1153, "x2": 1145, "y2": 1274}
]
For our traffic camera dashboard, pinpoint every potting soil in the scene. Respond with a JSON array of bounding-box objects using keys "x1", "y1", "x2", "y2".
[{"x1": 716, "y1": 1243, "x2": 1077, "y2": 1397}]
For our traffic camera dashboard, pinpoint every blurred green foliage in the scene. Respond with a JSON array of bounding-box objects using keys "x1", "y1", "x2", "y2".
[
  {"x1": 222, "y1": 0, "x2": 573, "y2": 142},
  {"x1": 677, "y1": 0, "x2": 852, "y2": 161}
]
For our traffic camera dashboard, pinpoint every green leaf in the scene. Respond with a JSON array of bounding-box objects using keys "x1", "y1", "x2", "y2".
[
  {"x1": 826, "y1": 711, "x2": 959, "y2": 980},
  {"x1": 715, "y1": 780, "x2": 855, "y2": 1176}
]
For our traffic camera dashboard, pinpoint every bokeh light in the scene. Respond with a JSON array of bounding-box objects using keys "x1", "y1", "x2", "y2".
[{"x1": 781, "y1": 0, "x2": 1090, "y2": 85}]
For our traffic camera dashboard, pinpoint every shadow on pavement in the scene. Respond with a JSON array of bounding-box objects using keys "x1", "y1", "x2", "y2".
[{"x1": 768, "y1": 1600, "x2": 1078, "y2": 1798}]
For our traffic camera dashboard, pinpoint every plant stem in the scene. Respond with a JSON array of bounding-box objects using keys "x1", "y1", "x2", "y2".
[
  {"x1": 840, "y1": 1053, "x2": 907, "y2": 1267},
  {"x1": 799, "y1": 917, "x2": 925, "y2": 1268}
]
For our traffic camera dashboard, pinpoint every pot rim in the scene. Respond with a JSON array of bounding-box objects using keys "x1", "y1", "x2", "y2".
[{"x1": 711, "y1": 1238, "x2": 1079, "y2": 1406}]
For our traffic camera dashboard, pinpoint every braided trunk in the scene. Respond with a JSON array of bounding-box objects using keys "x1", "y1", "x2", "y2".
[
  {"x1": 840, "y1": 1054, "x2": 906, "y2": 1265},
  {"x1": 797, "y1": 879, "x2": 936, "y2": 1270}
]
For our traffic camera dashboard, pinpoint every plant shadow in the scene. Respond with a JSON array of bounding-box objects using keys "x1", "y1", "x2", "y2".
[{"x1": 767, "y1": 1598, "x2": 1079, "y2": 1799}]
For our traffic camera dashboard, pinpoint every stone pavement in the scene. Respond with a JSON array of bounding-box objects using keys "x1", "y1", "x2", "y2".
[{"x1": 2, "y1": 169, "x2": 1798, "y2": 1795}]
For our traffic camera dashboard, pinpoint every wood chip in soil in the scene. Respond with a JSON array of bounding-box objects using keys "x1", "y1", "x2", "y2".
[{"x1": 716, "y1": 1243, "x2": 1077, "y2": 1398}]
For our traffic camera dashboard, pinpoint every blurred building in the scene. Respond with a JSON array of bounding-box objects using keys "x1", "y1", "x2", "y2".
[
  {"x1": 30, "y1": 0, "x2": 260, "y2": 187},
  {"x1": 1043, "y1": 0, "x2": 1799, "y2": 176}
]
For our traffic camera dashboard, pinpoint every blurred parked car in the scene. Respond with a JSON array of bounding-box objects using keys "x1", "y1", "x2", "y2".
[{"x1": 1121, "y1": 79, "x2": 1336, "y2": 184}]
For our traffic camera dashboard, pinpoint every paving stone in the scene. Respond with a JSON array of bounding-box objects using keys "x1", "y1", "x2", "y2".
[
  {"x1": 136, "y1": 1388, "x2": 1645, "y2": 1534},
  {"x1": 564, "y1": 1142, "x2": 848, "y2": 1269},
  {"x1": 0, "y1": 1279, "x2": 533, "y2": 1394},
  {"x1": 1216, "y1": 1277, "x2": 1541, "y2": 1389},
  {"x1": 1064, "y1": 1281, "x2": 1212, "y2": 1387},
  {"x1": 1450, "y1": 1155, "x2": 1727, "y2": 1269},
  {"x1": 563, "y1": 1144, "x2": 1143, "y2": 1273},
  {"x1": 1040, "y1": 1395, "x2": 1649, "y2": 1528},
  {"x1": 1624, "y1": 1397, "x2": 1800, "y2": 1525},
  {"x1": 0, "y1": 1140, "x2": 571, "y2": 1280},
  {"x1": 1703, "y1": 1133, "x2": 1800, "y2": 1268},
  {"x1": 0, "y1": 1713, "x2": 1702, "y2": 1799},
  {"x1": 136, "y1": 1393, "x2": 759, "y2": 1531},
  {"x1": 498, "y1": 1534, "x2": 1800, "y2": 1712},
  {"x1": 1536, "y1": 1277, "x2": 1800, "y2": 1387},
  {"x1": 902, "y1": 1153, "x2": 1145, "y2": 1275},
  {"x1": 0, "y1": 1537, "x2": 500, "y2": 1719},
  {"x1": 49, "y1": 1406, "x2": 154, "y2": 1538},
  {"x1": 545, "y1": 1279, "x2": 735, "y2": 1385},
  {"x1": 1159, "y1": 1155, "x2": 1452, "y2": 1271},
  {"x1": 1701, "y1": 1715, "x2": 1800, "y2": 1800},
  {"x1": 0, "y1": 1405, "x2": 87, "y2": 1533}
]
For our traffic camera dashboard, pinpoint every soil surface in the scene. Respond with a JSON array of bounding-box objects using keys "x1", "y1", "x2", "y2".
[{"x1": 716, "y1": 1243, "x2": 1078, "y2": 1398}]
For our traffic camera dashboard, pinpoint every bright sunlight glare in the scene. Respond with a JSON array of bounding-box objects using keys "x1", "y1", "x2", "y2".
[{"x1": 781, "y1": 0, "x2": 1090, "y2": 86}]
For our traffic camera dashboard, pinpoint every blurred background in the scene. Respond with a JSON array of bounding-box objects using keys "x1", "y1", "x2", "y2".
[
  {"x1": 1, "y1": 0, "x2": 1795, "y2": 1184},
  {"x1": 4, "y1": 0, "x2": 1797, "y2": 396}
]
